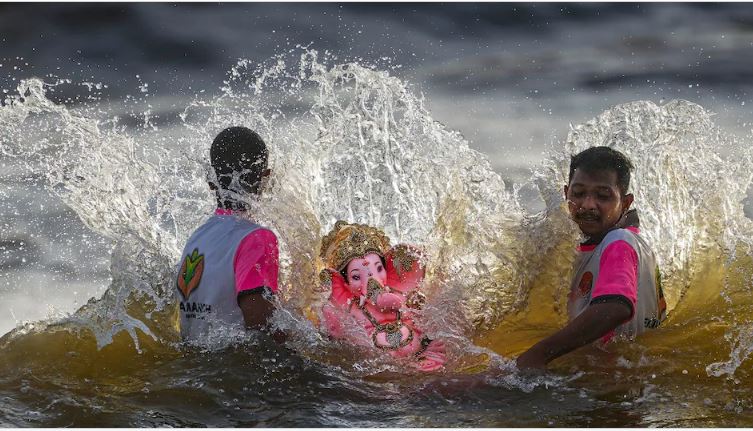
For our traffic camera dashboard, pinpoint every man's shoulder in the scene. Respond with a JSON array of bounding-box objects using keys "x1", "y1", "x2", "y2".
[
  {"x1": 604, "y1": 226, "x2": 640, "y2": 242},
  {"x1": 602, "y1": 226, "x2": 657, "y2": 262},
  {"x1": 600, "y1": 228, "x2": 641, "y2": 253},
  {"x1": 247, "y1": 225, "x2": 277, "y2": 239},
  {"x1": 239, "y1": 226, "x2": 278, "y2": 249}
]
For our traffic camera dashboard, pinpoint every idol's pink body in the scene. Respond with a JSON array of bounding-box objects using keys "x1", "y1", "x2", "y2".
[{"x1": 321, "y1": 248, "x2": 446, "y2": 371}]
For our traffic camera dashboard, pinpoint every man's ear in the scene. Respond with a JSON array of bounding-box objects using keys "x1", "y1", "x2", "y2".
[
  {"x1": 563, "y1": 184, "x2": 569, "y2": 199},
  {"x1": 623, "y1": 193, "x2": 634, "y2": 211}
]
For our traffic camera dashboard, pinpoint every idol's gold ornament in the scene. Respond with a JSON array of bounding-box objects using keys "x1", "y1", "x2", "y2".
[
  {"x1": 320, "y1": 220, "x2": 391, "y2": 271},
  {"x1": 318, "y1": 269, "x2": 333, "y2": 290},
  {"x1": 404, "y1": 290, "x2": 426, "y2": 310},
  {"x1": 390, "y1": 243, "x2": 418, "y2": 276}
]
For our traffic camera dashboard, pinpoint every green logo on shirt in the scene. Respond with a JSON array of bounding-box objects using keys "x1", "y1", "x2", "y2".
[{"x1": 178, "y1": 248, "x2": 205, "y2": 299}]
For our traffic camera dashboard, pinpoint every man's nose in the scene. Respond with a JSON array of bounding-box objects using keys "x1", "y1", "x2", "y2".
[{"x1": 580, "y1": 194, "x2": 598, "y2": 209}]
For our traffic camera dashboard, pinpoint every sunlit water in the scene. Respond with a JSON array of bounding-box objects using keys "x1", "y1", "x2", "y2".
[{"x1": 1, "y1": 49, "x2": 753, "y2": 426}]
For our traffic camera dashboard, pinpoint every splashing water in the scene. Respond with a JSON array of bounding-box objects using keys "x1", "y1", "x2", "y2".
[{"x1": 1, "y1": 49, "x2": 753, "y2": 426}]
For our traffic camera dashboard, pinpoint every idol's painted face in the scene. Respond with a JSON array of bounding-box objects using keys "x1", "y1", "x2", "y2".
[
  {"x1": 565, "y1": 168, "x2": 633, "y2": 238},
  {"x1": 345, "y1": 253, "x2": 386, "y2": 295}
]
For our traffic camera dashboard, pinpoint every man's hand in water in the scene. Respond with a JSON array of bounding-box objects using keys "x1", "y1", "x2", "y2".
[
  {"x1": 238, "y1": 287, "x2": 286, "y2": 343},
  {"x1": 515, "y1": 349, "x2": 548, "y2": 371},
  {"x1": 270, "y1": 328, "x2": 287, "y2": 344},
  {"x1": 515, "y1": 302, "x2": 632, "y2": 371}
]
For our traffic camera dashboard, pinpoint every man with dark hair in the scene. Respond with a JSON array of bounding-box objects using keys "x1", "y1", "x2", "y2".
[
  {"x1": 517, "y1": 146, "x2": 666, "y2": 370},
  {"x1": 175, "y1": 126, "x2": 281, "y2": 340},
  {"x1": 210, "y1": 127, "x2": 269, "y2": 208},
  {"x1": 569, "y1": 146, "x2": 633, "y2": 196}
]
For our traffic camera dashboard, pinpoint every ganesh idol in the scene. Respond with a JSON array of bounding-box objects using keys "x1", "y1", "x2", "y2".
[{"x1": 317, "y1": 221, "x2": 446, "y2": 372}]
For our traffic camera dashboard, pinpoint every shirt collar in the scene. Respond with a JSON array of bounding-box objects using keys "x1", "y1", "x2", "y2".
[{"x1": 214, "y1": 208, "x2": 234, "y2": 216}]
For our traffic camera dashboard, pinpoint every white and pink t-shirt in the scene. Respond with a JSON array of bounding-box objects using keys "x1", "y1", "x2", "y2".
[
  {"x1": 568, "y1": 224, "x2": 666, "y2": 343},
  {"x1": 175, "y1": 208, "x2": 279, "y2": 339},
  {"x1": 217, "y1": 208, "x2": 279, "y2": 297}
]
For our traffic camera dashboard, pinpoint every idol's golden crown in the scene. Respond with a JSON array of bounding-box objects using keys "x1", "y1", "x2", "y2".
[{"x1": 320, "y1": 220, "x2": 391, "y2": 271}]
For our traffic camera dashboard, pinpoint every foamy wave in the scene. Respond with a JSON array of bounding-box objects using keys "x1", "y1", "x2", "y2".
[{"x1": 2, "y1": 50, "x2": 753, "y2": 379}]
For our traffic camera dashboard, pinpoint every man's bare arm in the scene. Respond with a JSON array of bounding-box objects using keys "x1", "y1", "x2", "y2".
[
  {"x1": 238, "y1": 289, "x2": 275, "y2": 328},
  {"x1": 237, "y1": 288, "x2": 286, "y2": 343},
  {"x1": 516, "y1": 301, "x2": 631, "y2": 370}
]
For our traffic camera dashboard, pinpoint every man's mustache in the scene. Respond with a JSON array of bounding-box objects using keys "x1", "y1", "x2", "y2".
[{"x1": 574, "y1": 210, "x2": 600, "y2": 221}]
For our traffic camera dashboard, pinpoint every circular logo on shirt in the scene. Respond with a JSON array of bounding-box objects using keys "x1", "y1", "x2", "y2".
[{"x1": 578, "y1": 271, "x2": 593, "y2": 297}]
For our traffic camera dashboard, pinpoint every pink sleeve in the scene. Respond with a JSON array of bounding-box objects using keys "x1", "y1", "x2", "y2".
[
  {"x1": 591, "y1": 240, "x2": 638, "y2": 316},
  {"x1": 233, "y1": 228, "x2": 279, "y2": 295}
]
